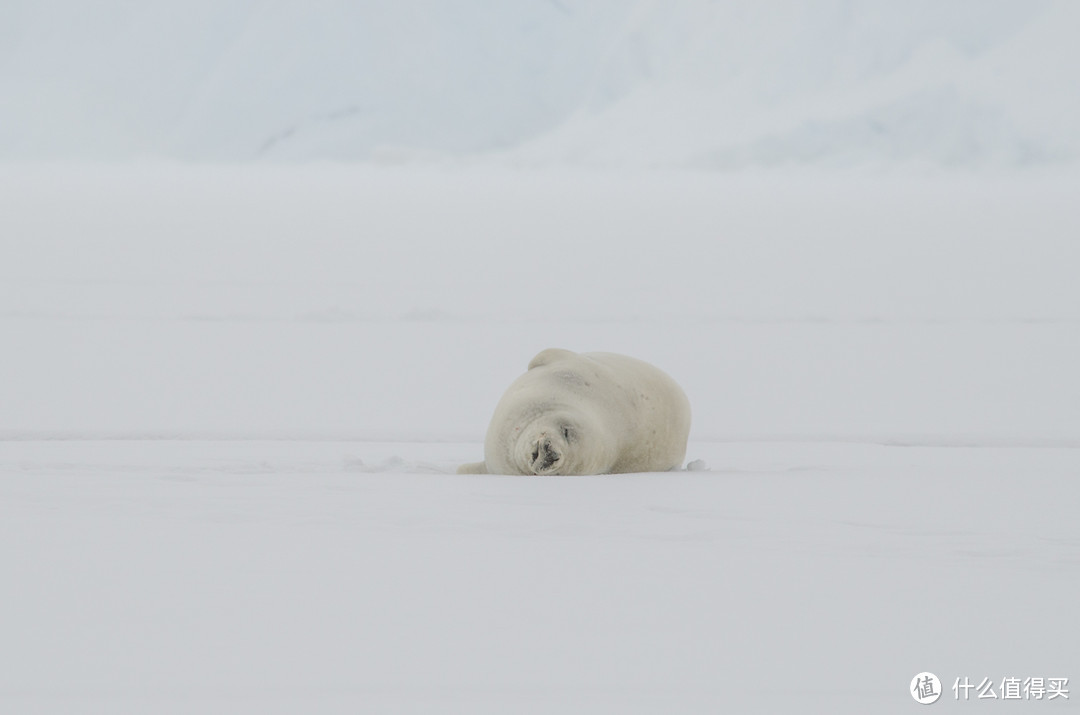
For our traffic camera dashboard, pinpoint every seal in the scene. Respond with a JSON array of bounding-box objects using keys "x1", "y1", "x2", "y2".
[{"x1": 458, "y1": 348, "x2": 691, "y2": 475}]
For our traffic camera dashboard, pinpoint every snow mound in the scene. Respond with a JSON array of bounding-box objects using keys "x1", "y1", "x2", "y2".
[{"x1": 0, "y1": 0, "x2": 1077, "y2": 166}]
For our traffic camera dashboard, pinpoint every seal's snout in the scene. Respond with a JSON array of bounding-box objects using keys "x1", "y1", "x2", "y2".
[{"x1": 530, "y1": 435, "x2": 562, "y2": 474}]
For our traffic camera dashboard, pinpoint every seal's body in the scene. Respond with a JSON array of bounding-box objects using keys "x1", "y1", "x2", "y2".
[{"x1": 458, "y1": 349, "x2": 691, "y2": 476}]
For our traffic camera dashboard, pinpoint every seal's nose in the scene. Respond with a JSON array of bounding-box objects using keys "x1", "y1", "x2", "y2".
[{"x1": 530, "y1": 436, "x2": 561, "y2": 473}]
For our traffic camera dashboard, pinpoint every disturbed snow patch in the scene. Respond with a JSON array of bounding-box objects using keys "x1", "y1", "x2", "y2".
[
  {"x1": 342, "y1": 455, "x2": 453, "y2": 474},
  {"x1": 343, "y1": 454, "x2": 710, "y2": 475}
]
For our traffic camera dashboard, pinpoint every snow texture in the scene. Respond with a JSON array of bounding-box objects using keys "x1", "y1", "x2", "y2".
[
  {"x1": 0, "y1": 0, "x2": 1078, "y2": 167},
  {"x1": 2, "y1": 4, "x2": 1079, "y2": 711},
  {"x1": 1, "y1": 166, "x2": 1078, "y2": 713}
]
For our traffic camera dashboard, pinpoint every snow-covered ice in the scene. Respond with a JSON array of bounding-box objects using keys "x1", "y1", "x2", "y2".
[{"x1": 1, "y1": 166, "x2": 1078, "y2": 713}]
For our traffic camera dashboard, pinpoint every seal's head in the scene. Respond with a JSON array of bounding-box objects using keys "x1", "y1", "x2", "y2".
[{"x1": 509, "y1": 412, "x2": 617, "y2": 476}]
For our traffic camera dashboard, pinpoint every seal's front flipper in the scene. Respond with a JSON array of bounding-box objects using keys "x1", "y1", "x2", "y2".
[
  {"x1": 457, "y1": 461, "x2": 488, "y2": 475},
  {"x1": 528, "y1": 348, "x2": 576, "y2": 370}
]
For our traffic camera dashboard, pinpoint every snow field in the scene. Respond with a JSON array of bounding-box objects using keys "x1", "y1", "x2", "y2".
[{"x1": 1, "y1": 165, "x2": 1077, "y2": 713}]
